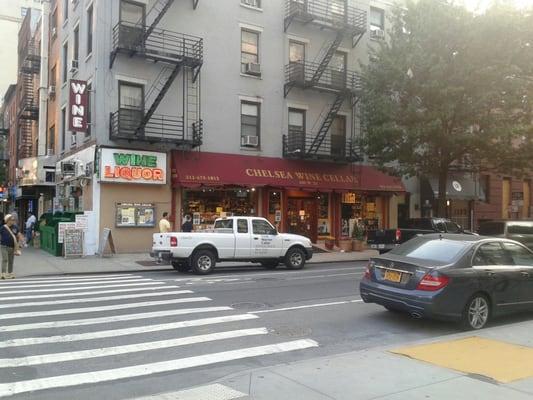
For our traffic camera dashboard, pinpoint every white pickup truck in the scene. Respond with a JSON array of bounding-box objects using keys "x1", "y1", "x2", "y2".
[{"x1": 151, "y1": 216, "x2": 313, "y2": 274}]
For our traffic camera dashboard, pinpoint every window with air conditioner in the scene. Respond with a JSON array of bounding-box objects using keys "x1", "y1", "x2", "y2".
[
  {"x1": 370, "y1": 7, "x2": 385, "y2": 38},
  {"x1": 241, "y1": 29, "x2": 260, "y2": 75},
  {"x1": 241, "y1": 0, "x2": 261, "y2": 8},
  {"x1": 241, "y1": 101, "x2": 260, "y2": 148}
]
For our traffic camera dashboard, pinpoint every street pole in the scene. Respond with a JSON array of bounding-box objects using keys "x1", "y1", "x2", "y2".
[{"x1": 38, "y1": 0, "x2": 50, "y2": 158}]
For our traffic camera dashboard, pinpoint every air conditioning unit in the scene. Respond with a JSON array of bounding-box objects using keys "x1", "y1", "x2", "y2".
[
  {"x1": 370, "y1": 29, "x2": 385, "y2": 39},
  {"x1": 48, "y1": 85, "x2": 56, "y2": 97},
  {"x1": 241, "y1": 135, "x2": 259, "y2": 147},
  {"x1": 75, "y1": 161, "x2": 86, "y2": 178},
  {"x1": 70, "y1": 59, "x2": 79, "y2": 73},
  {"x1": 245, "y1": 63, "x2": 261, "y2": 76}
]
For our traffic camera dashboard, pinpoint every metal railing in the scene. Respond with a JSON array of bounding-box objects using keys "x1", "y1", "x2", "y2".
[
  {"x1": 285, "y1": 61, "x2": 362, "y2": 93},
  {"x1": 283, "y1": 130, "x2": 362, "y2": 163},
  {"x1": 109, "y1": 110, "x2": 202, "y2": 146},
  {"x1": 112, "y1": 21, "x2": 203, "y2": 66},
  {"x1": 285, "y1": 0, "x2": 366, "y2": 33}
]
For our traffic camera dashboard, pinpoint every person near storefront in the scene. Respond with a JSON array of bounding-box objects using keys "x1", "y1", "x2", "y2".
[
  {"x1": 1, "y1": 214, "x2": 22, "y2": 279},
  {"x1": 181, "y1": 215, "x2": 193, "y2": 232},
  {"x1": 159, "y1": 212, "x2": 171, "y2": 233},
  {"x1": 25, "y1": 212, "x2": 36, "y2": 247}
]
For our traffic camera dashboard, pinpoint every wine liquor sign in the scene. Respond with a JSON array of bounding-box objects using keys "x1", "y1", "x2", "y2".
[
  {"x1": 99, "y1": 148, "x2": 167, "y2": 185},
  {"x1": 69, "y1": 80, "x2": 89, "y2": 132}
]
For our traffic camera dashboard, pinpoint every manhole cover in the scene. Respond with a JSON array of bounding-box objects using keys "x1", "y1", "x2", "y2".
[
  {"x1": 230, "y1": 302, "x2": 267, "y2": 310},
  {"x1": 272, "y1": 326, "x2": 312, "y2": 338}
]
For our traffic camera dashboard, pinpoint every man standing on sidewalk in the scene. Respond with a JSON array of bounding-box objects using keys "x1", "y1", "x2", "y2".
[
  {"x1": 159, "y1": 212, "x2": 171, "y2": 233},
  {"x1": 25, "y1": 212, "x2": 36, "y2": 247}
]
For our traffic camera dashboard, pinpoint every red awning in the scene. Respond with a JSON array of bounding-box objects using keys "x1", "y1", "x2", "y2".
[{"x1": 172, "y1": 152, "x2": 405, "y2": 193}]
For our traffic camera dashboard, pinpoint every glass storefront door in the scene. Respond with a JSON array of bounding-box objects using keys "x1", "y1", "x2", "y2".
[{"x1": 287, "y1": 197, "x2": 318, "y2": 242}]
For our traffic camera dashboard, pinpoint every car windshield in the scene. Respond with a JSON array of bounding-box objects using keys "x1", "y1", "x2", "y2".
[
  {"x1": 507, "y1": 224, "x2": 533, "y2": 235},
  {"x1": 389, "y1": 238, "x2": 471, "y2": 263},
  {"x1": 478, "y1": 222, "x2": 505, "y2": 235}
]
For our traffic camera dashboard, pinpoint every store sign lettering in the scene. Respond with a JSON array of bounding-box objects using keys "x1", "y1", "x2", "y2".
[
  {"x1": 102, "y1": 151, "x2": 166, "y2": 183},
  {"x1": 245, "y1": 169, "x2": 357, "y2": 184},
  {"x1": 69, "y1": 80, "x2": 89, "y2": 132}
]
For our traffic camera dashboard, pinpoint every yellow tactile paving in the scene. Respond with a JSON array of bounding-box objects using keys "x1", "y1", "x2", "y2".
[{"x1": 391, "y1": 337, "x2": 533, "y2": 383}]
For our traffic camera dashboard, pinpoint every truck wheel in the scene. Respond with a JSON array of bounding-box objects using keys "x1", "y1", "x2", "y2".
[
  {"x1": 172, "y1": 261, "x2": 190, "y2": 273},
  {"x1": 285, "y1": 247, "x2": 306, "y2": 270},
  {"x1": 261, "y1": 261, "x2": 279, "y2": 270},
  {"x1": 192, "y1": 250, "x2": 216, "y2": 275}
]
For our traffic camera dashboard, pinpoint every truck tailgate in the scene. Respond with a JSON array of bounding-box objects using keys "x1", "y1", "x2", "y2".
[{"x1": 152, "y1": 233, "x2": 171, "y2": 250}]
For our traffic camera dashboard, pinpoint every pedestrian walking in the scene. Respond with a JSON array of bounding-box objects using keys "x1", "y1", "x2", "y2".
[
  {"x1": 181, "y1": 214, "x2": 193, "y2": 232},
  {"x1": 1, "y1": 214, "x2": 22, "y2": 279},
  {"x1": 25, "y1": 212, "x2": 36, "y2": 247},
  {"x1": 159, "y1": 212, "x2": 171, "y2": 233}
]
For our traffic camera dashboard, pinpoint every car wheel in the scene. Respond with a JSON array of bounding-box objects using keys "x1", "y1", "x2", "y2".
[
  {"x1": 461, "y1": 294, "x2": 490, "y2": 330},
  {"x1": 192, "y1": 250, "x2": 216, "y2": 275},
  {"x1": 261, "y1": 261, "x2": 279, "y2": 270},
  {"x1": 172, "y1": 261, "x2": 190, "y2": 273},
  {"x1": 285, "y1": 247, "x2": 306, "y2": 270}
]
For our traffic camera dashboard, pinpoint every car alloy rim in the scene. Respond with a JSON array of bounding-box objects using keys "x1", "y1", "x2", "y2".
[
  {"x1": 290, "y1": 252, "x2": 303, "y2": 266},
  {"x1": 468, "y1": 297, "x2": 489, "y2": 329},
  {"x1": 198, "y1": 255, "x2": 212, "y2": 271}
]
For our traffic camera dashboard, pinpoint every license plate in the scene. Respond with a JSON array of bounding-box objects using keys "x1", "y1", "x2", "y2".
[
  {"x1": 370, "y1": 244, "x2": 377, "y2": 249},
  {"x1": 378, "y1": 244, "x2": 385, "y2": 249},
  {"x1": 384, "y1": 270, "x2": 402, "y2": 283}
]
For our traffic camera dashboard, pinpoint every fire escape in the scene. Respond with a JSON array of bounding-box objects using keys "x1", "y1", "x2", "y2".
[
  {"x1": 109, "y1": 0, "x2": 203, "y2": 147},
  {"x1": 17, "y1": 21, "x2": 41, "y2": 160},
  {"x1": 283, "y1": 0, "x2": 366, "y2": 163}
]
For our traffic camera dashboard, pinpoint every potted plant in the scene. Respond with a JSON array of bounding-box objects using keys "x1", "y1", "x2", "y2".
[
  {"x1": 324, "y1": 236, "x2": 335, "y2": 251},
  {"x1": 338, "y1": 236, "x2": 353, "y2": 252},
  {"x1": 352, "y1": 220, "x2": 366, "y2": 252}
]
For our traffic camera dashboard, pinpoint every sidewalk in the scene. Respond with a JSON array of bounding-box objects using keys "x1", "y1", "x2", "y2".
[
  {"x1": 170, "y1": 319, "x2": 533, "y2": 400},
  {"x1": 11, "y1": 247, "x2": 377, "y2": 277}
]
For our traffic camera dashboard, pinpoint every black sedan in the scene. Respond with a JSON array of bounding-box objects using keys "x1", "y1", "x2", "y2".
[{"x1": 359, "y1": 234, "x2": 533, "y2": 330}]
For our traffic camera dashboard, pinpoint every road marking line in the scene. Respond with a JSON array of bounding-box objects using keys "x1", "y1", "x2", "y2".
[
  {"x1": 0, "y1": 275, "x2": 143, "y2": 286},
  {"x1": 172, "y1": 267, "x2": 364, "y2": 283},
  {"x1": 0, "y1": 278, "x2": 155, "y2": 290},
  {"x1": 0, "y1": 339, "x2": 318, "y2": 397},
  {"x1": 0, "y1": 306, "x2": 234, "y2": 332},
  {"x1": 0, "y1": 281, "x2": 163, "y2": 295},
  {"x1": 0, "y1": 290, "x2": 194, "y2": 309},
  {"x1": 7, "y1": 274, "x2": 136, "y2": 282},
  {"x1": 0, "y1": 285, "x2": 170, "y2": 301},
  {"x1": 0, "y1": 297, "x2": 211, "y2": 320},
  {"x1": 0, "y1": 314, "x2": 259, "y2": 348},
  {"x1": 132, "y1": 384, "x2": 247, "y2": 400},
  {"x1": 251, "y1": 299, "x2": 364, "y2": 314},
  {"x1": 0, "y1": 328, "x2": 269, "y2": 367}
]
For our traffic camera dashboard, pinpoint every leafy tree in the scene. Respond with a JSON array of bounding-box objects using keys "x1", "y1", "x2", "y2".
[{"x1": 361, "y1": 0, "x2": 533, "y2": 216}]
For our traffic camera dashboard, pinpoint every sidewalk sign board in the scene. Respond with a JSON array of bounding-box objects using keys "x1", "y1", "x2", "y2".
[
  {"x1": 58, "y1": 222, "x2": 76, "y2": 244},
  {"x1": 97, "y1": 228, "x2": 116, "y2": 257},
  {"x1": 64, "y1": 229, "x2": 84, "y2": 258}
]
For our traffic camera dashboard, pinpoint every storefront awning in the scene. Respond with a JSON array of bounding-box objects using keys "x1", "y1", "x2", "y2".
[
  {"x1": 172, "y1": 152, "x2": 405, "y2": 193},
  {"x1": 427, "y1": 174, "x2": 485, "y2": 201}
]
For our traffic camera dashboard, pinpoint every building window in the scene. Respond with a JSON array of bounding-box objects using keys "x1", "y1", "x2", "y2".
[
  {"x1": 241, "y1": 0, "x2": 261, "y2": 8},
  {"x1": 63, "y1": 0, "x2": 68, "y2": 22},
  {"x1": 48, "y1": 125, "x2": 55, "y2": 155},
  {"x1": 73, "y1": 25, "x2": 79, "y2": 63},
  {"x1": 50, "y1": 64, "x2": 57, "y2": 88},
  {"x1": 480, "y1": 174, "x2": 490, "y2": 203},
  {"x1": 62, "y1": 42, "x2": 68, "y2": 83},
  {"x1": 370, "y1": 7, "x2": 385, "y2": 30},
  {"x1": 120, "y1": 0, "x2": 146, "y2": 24},
  {"x1": 51, "y1": 8, "x2": 58, "y2": 39},
  {"x1": 61, "y1": 108, "x2": 66, "y2": 151},
  {"x1": 119, "y1": 81, "x2": 144, "y2": 136},
  {"x1": 87, "y1": 5, "x2": 93, "y2": 56},
  {"x1": 241, "y1": 30, "x2": 259, "y2": 74},
  {"x1": 289, "y1": 40, "x2": 305, "y2": 64},
  {"x1": 331, "y1": 115, "x2": 346, "y2": 158},
  {"x1": 240, "y1": 101, "x2": 260, "y2": 147},
  {"x1": 86, "y1": 82, "x2": 92, "y2": 138},
  {"x1": 288, "y1": 108, "x2": 305, "y2": 152}
]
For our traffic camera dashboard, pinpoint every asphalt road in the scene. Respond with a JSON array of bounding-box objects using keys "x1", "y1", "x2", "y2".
[{"x1": 0, "y1": 261, "x2": 526, "y2": 400}]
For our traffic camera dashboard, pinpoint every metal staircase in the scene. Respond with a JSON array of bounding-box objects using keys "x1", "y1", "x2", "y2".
[
  {"x1": 110, "y1": 0, "x2": 203, "y2": 147},
  {"x1": 309, "y1": 31, "x2": 344, "y2": 86},
  {"x1": 307, "y1": 92, "x2": 345, "y2": 155}
]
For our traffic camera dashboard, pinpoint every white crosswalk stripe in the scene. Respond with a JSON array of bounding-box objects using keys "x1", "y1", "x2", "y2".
[
  {"x1": 0, "y1": 274, "x2": 319, "y2": 398},
  {"x1": 6, "y1": 273, "x2": 137, "y2": 282}
]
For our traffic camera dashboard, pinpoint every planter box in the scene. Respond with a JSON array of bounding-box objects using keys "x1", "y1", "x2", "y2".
[
  {"x1": 352, "y1": 239, "x2": 365, "y2": 252},
  {"x1": 338, "y1": 238, "x2": 352, "y2": 252}
]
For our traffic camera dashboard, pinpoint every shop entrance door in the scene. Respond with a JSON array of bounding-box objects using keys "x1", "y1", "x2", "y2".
[{"x1": 287, "y1": 198, "x2": 318, "y2": 243}]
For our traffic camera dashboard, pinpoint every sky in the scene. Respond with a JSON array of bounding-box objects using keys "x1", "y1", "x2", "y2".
[{"x1": 462, "y1": 0, "x2": 533, "y2": 12}]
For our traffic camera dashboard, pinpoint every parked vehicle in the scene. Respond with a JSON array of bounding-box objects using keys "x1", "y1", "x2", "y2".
[
  {"x1": 360, "y1": 234, "x2": 533, "y2": 330},
  {"x1": 151, "y1": 217, "x2": 313, "y2": 274},
  {"x1": 366, "y1": 218, "x2": 474, "y2": 253},
  {"x1": 478, "y1": 220, "x2": 533, "y2": 250}
]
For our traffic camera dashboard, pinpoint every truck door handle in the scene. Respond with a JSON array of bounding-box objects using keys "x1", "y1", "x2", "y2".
[
  {"x1": 521, "y1": 271, "x2": 530, "y2": 278},
  {"x1": 254, "y1": 237, "x2": 259, "y2": 240},
  {"x1": 485, "y1": 271, "x2": 497, "y2": 279}
]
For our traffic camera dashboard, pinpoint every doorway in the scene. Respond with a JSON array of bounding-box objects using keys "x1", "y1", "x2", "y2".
[{"x1": 287, "y1": 197, "x2": 318, "y2": 243}]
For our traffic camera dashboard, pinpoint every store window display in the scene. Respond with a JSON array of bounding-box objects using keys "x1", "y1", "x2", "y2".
[{"x1": 341, "y1": 192, "x2": 382, "y2": 236}]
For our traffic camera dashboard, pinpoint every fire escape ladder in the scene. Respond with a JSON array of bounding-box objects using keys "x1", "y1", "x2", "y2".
[
  {"x1": 136, "y1": 63, "x2": 182, "y2": 136},
  {"x1": 143, "y1": 0, "x2": 176, "y2": 41},
  {"x1": 308, "y1": 31, "x2": 344, "y2": 87},
  {"x1": 307, "y1": 92, "x2": 345, "y2": 155}
]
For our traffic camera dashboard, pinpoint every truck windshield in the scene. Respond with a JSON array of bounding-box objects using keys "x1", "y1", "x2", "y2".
[{"x1": 214, "y1": 219, "x2": 233, "y2": 230}]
